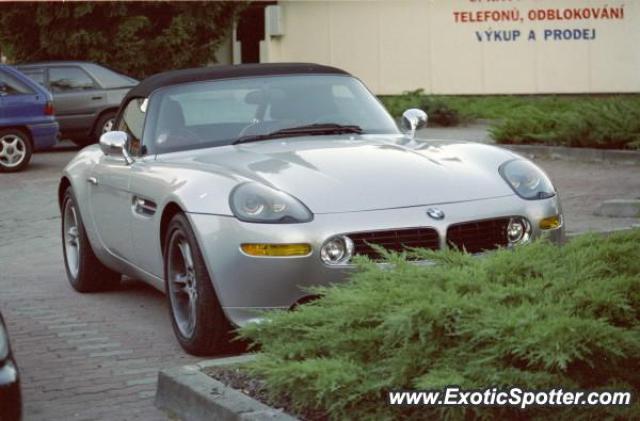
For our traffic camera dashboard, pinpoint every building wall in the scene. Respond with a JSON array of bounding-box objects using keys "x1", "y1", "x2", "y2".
[{"x1": 263, "y1": 0, "x2": 639, "y2": 95}]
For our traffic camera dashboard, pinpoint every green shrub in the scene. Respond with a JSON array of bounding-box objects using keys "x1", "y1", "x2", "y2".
[
  {"x1": 379, "y1": 89, "x2": 425, "y2": 118},
  {"x1": 422, "y1": 98, "x2": 460, "y2": 127},
  {"x1": 379, "y1": 92, "x2": 640, "y2": 148},
  {"x1": 239, "y1": 229, "x2": 640, "y2": 420},
  {"x1": 437, "y1": 95, "x2": 583, "y2": 121},
  {"x1": 378, "y1": 93, "x2": 597, "y2": 124},
  {"x1": 490, "y1": 98, "x2": 640, "y2": 149},
  {"x1": 379, "y1": 89, "x2": 461, "y2": 126}
]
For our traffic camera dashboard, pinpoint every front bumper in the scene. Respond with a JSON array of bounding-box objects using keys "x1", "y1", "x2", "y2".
[
  {"x1": 0, "y1": 359, "x2": 21, "y2": 421},
  {"x1": 188, "y1": 194, "x2": 564, "y2": 327}
]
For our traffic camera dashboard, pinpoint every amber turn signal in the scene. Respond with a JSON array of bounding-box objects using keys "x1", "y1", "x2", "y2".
[
  {"x1": 241, "y1": 243, "x2": 312, "y2": 257},
  {"x1": 539, "y1": 215, "x2": 562, "y2": 230}
]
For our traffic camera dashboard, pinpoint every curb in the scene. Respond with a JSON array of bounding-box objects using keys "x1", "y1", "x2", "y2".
[
  {"x1": 566, "y1": 224, "x2": 640, "y2": 238},
  {"x1": 594, "y1": 199, "x2": 640, "y2": 218},
  {"x1": 500, "y1": 144, "x2": 640, "y2": 165},
  {"x1": 155, "y1": 354, "x2": 298, "y2": 421}
]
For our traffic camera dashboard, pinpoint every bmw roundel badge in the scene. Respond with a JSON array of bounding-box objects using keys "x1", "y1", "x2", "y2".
[{"x1": 426, "y1": 208, "x2": 445, "y2": 220}]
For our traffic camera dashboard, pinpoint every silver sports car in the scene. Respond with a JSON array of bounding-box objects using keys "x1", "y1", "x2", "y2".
[{"x1": 59, "y1": 63, "x2": 564, "y2": 355}]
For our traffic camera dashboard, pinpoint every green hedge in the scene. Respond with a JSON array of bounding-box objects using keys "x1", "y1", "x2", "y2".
[
  {"x1": 239, "y1": 230, "x2": 640, "y2": 420},
  {"x1": 379, "y1": 92, "x2": 640, "y2": 149},
  {"x1": 379, "y1": 89, "x2": 461, "y2": 126},
  {"x1": 490, "y1": 99, "x2": 640, "y2": 149}
]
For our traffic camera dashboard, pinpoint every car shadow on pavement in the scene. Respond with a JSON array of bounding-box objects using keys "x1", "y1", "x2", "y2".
[
  {"x1": 116, "y1": 277, "x2": 165, "y2": 295},
  {"x1": 106, "y1": 277, "x2": 250, "y2": 356},
  {"x1": 37, "y1": 139, "x2": 84, "y2": 154}
]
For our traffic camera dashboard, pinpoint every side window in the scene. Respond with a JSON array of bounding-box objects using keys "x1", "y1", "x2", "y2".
[
  {"x1": 21, "y1": 69, "x2": 46, "y2": 87},
  {"x1": 49, "y1": 67, "x2": 97, "y2": 93},
  {"x1": 117, "y1": 98, "x2": 147, "y2": 155},
  {"x1": 0, "y1": 70, "x2": 35, "y2": 95}
]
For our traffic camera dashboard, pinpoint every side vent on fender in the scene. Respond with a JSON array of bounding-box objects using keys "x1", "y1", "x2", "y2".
[{"x1": 133, "y1": 196, "x2": 157, "y2": 216}]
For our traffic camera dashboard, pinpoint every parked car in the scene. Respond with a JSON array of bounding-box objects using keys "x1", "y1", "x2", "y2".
[
  {"x1": 0, "y1": 311, "x2": 21, "y2": 421},
  {"x1": 18, "y1": 61, "x2": 137, "y2": 146},
  {"x1": 0, "y1": 64, "x2": 58, "y2": 172},
  {"x1": 58, "y1": 63, "x2": 564, "y2": 355}
]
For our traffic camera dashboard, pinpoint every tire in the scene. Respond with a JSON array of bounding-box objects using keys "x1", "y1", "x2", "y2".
[
  {"x1": 93, "y1": 111, "x2": 116, "y2": 141},
  {"x1": 0, "y1": 128, "x2": 32, "y2": 173},
  {"x1": 164, "y1": 213, "x2": 232, "y2": 355},
  {"x1": 70, "y1": 138, "x2": 92, "y2": 147},
  {"x1": 61, "y1": 187, "x2": 121, "y2": 292},
  {"x1": 70, "y1": 111, "x2": 116, "y2": 147}
]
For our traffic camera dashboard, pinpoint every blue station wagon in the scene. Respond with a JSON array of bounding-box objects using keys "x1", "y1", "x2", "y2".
[{"x1": 0, "y1": 64, "x2": 58, "y2": 172}]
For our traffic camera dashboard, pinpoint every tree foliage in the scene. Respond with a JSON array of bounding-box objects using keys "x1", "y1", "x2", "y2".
[{"x1": 0, "y1": 1, "x2": 245, "y2": 78}]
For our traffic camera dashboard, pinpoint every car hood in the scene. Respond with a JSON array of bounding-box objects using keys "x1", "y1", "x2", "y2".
[{"x1": 159, "y1": 135, "x2": 518, "y2": 214}]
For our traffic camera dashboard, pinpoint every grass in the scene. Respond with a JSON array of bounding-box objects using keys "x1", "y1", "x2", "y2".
[{"x1": 238, "y1": 229, "x2": 640, "y2": 420}]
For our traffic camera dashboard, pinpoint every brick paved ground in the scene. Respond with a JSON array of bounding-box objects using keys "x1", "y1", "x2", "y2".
[
  {"x1": 1, "y1": 150, "x2": 204, "y2": 420},
  {"x1": 0, "y1": 143, "x2": 638, "y2": 420}
]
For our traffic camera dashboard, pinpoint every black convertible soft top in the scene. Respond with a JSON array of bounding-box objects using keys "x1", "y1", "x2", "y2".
[{"x1": 123, "y1": 63, "x2": 350, "y2": 102}]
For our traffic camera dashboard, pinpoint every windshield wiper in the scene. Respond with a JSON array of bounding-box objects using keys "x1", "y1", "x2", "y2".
[{"x1": 233, "y1": 124, "x2": 363, "y2": 145}]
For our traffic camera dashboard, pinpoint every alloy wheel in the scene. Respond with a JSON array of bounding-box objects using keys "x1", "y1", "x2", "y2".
[
  {"x1": 102, "y1": 118, "x2": 114, "y2": 134},
  {"x1": 0, "y1": 134, "x2": 27, "y2": 168},
  {"x1": 167, "y1": 233, "x2": 198, "y2": 338},
  {"x1": 63, "y1": 200, "x2": 81, "y2": 279}
]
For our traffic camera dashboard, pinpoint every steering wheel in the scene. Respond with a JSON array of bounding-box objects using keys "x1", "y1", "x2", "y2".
[
  {"x1": 156, "y1": 128, "x2": 202, "y2": 149},
  {"x1": 236, "y1": 120, "x2": 291, "y2": 139}
]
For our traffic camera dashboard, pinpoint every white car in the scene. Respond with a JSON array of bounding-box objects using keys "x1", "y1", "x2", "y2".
[{"x1": 59, "y1": 63, "x2": 564, "y2": 355}]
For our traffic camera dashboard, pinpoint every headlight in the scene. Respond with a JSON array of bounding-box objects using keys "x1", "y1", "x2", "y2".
[
  {"x1": 320, "y1": 236, "x2": 354, "y2": 265},
  {"x1": 499, "y1": 159, "x2": 555, "y2": 200},
  {"x1": 0, "y1": 322, "x2": 8, "y2": 361},
  {"x1": 229, "y1": 182, "x2": 313, "y2": 223},
  {"x1": 506, "y1": 217, "x2": 531, "y2": 245}
]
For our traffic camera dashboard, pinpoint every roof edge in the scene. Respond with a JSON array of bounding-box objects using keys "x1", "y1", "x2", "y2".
[{"x1": 123, "y1": 63, "x2": 351, "y2": 102}]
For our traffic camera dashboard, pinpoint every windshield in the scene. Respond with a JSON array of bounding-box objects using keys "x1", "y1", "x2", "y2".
[{"x1": 145, "y1": 74, "x2": 399, "y2": 154}]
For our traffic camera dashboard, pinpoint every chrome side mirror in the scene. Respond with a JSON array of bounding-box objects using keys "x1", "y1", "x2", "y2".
[
  {"x1": 401, "y1": 108, "x2": 428, "y2": 139},
  {"x1": 99, "y1": 131, "x2": 133, "y2": 165}
]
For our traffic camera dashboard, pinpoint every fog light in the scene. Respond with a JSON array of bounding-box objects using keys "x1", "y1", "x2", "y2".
[
  {"x1": 539, "y1": 215, "x2": 562, "y2": 230},
  {"x1": 241, "y1": 243, "x2": 312, "y2": 257},
  {"x1": 507, "y1": 218, "x2": 531, "y2": 245},
  {"x1": 320, "y1": 236, "x2": 354, "y2": 265}
]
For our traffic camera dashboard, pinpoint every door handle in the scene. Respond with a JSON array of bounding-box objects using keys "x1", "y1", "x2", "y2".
[
  {"x1": 87, "y1": 176, "x2": 98, "y2": 185},
  {"x1": 91, "y1": 96, "x2": 103, "y2": 100}
]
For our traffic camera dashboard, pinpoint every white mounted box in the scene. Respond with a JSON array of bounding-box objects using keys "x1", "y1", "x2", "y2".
[{"x1": 266, "y1": 5, "x2": 284, "y2": 37}]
